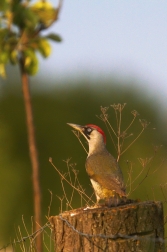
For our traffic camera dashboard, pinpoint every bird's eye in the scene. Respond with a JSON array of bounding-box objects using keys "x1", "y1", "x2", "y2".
[{"x1": 86, "y1": 128, "x2": 92, "y2": 133}]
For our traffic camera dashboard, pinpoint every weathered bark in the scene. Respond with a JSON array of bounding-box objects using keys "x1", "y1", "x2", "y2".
[{"x1": 50, "y1": 201, "x2": 164, "y2": 252}]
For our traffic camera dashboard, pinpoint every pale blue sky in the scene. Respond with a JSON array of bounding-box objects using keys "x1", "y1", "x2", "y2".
[{"x1": 28, "y1": 1, "x2": 167, "y2": 104}]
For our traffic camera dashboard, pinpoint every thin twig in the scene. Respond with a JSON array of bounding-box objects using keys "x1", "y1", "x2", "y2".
[
  {"x1": 103, "y1": 119, "x2": 117, "y2": 151},
  {"x1": 120, "y1": 127, "x2": 145, "y2": 156},
  {"x1": 126, "y1": 161, "x2": 133, "y2": 196},
  {"x1": 124, "y1": 111, "x2": 138, "y2": 133},
  {"x1": 47, "y1": 190, "x2": 53, "y2": 218},
  {"x1": 60, "y1": 177, "x2": 73, "y2": 210},
  {"x1": 49, "y1": 158, "x2": 94, "y2": 203},
  {"x1": 103, "y1": 113, "x2": 117, "y2": 137},
  {"x1": 117, "y1": 105, "x2": 122, "y2": 161},
  {"x1": 69, "y1": 170, "x2": 78, "y2": 205},
  {"x1": 72, "y1": 130, "x2": 88, "y2": 154},
  {"x1": 130, "y1": 163, "x2": 152, "y2": 193},
  {"x1": 56, "y1": 195, "x2": 65, "y2": 213}
]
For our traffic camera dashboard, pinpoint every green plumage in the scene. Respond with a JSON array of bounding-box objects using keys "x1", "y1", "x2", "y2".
[{"x1": 86, "y1": 149, "x2": 126, "y2": 201}]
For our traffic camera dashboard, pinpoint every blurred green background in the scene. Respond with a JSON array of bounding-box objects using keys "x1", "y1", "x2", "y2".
[{"x1": 0, "y1": 67, "x2": 167, "y2": 249}]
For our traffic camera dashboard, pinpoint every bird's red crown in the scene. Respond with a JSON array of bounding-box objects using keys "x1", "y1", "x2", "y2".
[{"x1": 86, "y1": 124, "x2": 106, "y2": 144}]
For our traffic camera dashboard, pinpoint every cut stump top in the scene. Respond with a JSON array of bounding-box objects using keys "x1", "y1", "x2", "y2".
[{"x1": 50, "y1": 201, "x2": 164, "y2": 252}]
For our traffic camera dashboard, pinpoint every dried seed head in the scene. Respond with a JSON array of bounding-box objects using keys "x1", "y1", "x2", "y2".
[
  {"x1": 131, "y1": 110, "x2": 139, "y2": 117},
  {"x1": 139, "y1": 119, "x2": 150, "y2": 129},
  {"x1": 138, "y1": 157, "x2": 152, "y2": 167},
  {"x1": 110, "y1": 103, "x2": 126, "y2": 112}
]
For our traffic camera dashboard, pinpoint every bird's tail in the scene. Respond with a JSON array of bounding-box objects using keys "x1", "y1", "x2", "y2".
[{"x1": 103, "y1": 190, "x2": 129, "y2": 207}]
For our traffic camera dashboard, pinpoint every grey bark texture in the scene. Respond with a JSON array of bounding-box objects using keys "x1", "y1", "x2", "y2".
[{"x1": 49, "y1": 201, "x2": 164, "y2": 252}]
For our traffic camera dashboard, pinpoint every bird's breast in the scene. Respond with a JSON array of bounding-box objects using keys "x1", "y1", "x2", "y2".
[
  {"x1": 86, "y1": 151, "x2": 120, "y2": 176},
  {"x1": 85, "y1": 151, "x2": 126, "y2": 197}
]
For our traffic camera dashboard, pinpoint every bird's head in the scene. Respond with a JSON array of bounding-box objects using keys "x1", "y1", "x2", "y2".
[{"x1": 67, "y1": 123, "x2": 106, "y2": 155}]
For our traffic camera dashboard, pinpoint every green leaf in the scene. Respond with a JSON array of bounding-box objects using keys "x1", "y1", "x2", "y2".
[
  {"x1": 23, "y1": 49, "x2": 38, "y2": 75},
  {"x1": 31, "y1": 0, "x2": 54, "y2": 10},
  {"x1": 9, "y1": 50, "x2": 18, "y2": 64},
  {"x1": 0, "y1": 63, "x2": 6, "y2": 78},
  {"x1": 30, "y1": 1, "x2": 59, "y2": 27},
  {"x1": 46, "y1": 33, "x2": 62, "y2": 42},
  {"x1": 0, "y1": 51, "x2": 9, "y2": 64},
  {"x1": 13, "y1": 4, "x2": 38, "y2": 30},
  {"x1": 38, "y1": 38, "x2": 51, "y2": 58}
]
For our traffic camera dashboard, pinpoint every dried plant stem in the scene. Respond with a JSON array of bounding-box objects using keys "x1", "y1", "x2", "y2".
[
  {"x1": 47, "y1": 190, "x2": 53, "y2": 218},
  {"x1": 126, "y1": 161, "x2": 133, "y2": 196},
  {"x1": 65, "y1": 160, "x2": 77, "y2": 205},
  {"x1": 152, "y1": 158, "x2": 166, "y2": 174},
  {"x1": 114, "y1": 108, "x2": 119, "y2": 128},
  {"x1": 49, "y1": 158, "x2": 94, "y2": 203},
  {"x1": 22, "y1": 215, "x2": 35, "y2": 250},
  {"x1": 121, "y1": 127, "x2": 145, "y2": 156},
  {"x1": 160, "y1": 185, "x2": 167, "y2": 204},
  {"x1": 73, "y1": 170, "x2": 95, "y2": 205},
  {"x1": 151, "y1": 186, "x2": 156, "y2": 201},
  {"x1": 56, "y1": 195, "x2": 65, "y2": 213},
  {"x1": 103, "y1": 114, "x2": 117, "y2": 137},
  {"x1": 18, "y1": 226, "x2": 26, "y2": 251},
  {"x1": 60, "y1": 178, "x2": 73, "y2": 210},
  {"x1": 124, "y1": 114, "x2": 136, "y2": 133},
  {"x1": 69, "y1": 171, "x2": 77, "y2": 205},
  {"x1": 117, "y1": 109, "x2": 122, "y2": 161},
  {"x1": 66, "y1": 159, "x2": 73, "y2": 184},
  {"x1": 131, "y1": 164, "x2": 152, "y2": 193},
  {"x1": 104, "y1": 120, "x2": 117, "y2": 151},
  {"x1": 130, "y1": 166, "x2": 145, "y2": 188},
  {"x1": 73, "y1": 131, "x2": 88, "y2": 154}
]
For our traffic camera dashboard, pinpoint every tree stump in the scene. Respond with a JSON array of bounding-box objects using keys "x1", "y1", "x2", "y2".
[{"x1": 49, "y1": 201, "x2": 164, "y2": 252}]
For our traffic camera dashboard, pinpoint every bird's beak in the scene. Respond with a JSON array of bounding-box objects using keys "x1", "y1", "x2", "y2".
[
  {"x1": 67, "y1": 123, "x2": 84, "y2": 133},
  {"x1": 67, "y1": 123, "x2": 90, "y2": 142}
]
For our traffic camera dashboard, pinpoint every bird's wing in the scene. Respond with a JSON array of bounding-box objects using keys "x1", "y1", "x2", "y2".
[
  {"x1": 86, "y1": 152, "x2": 126, "y2": 196},
  {"x1": 91, "y1": 173, "x2": 126, "y2": 197}
]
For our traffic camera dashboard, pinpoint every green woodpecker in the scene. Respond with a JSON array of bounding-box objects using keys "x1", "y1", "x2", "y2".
[{"x1": 67, "y1": 123, "x2": 127, "y2": 207}]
